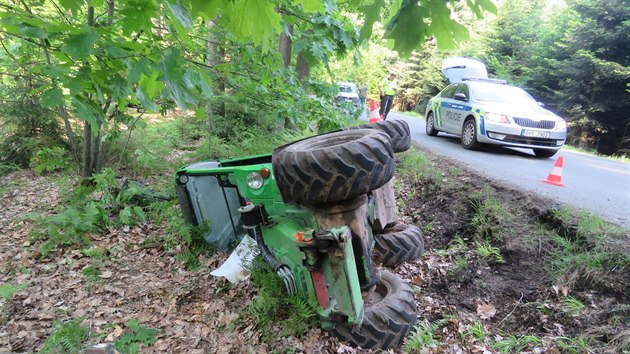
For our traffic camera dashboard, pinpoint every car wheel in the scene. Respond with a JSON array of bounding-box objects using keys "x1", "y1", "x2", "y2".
[
  {"x1": 331, "y1": 270, "x2": 418, "y2": 350},
  {"x1": 373, "y1": 224, "x2": 425, "y2": 267},
  {"x1": 533, "y1": 148, "x2": 559, "y2": 158},
  {"x1": 461, "y1": 118, "x2": 480, "y2": 150},
  {"x1": 346, "y1": 120, "x2": 411, "y2": 153},
  {"x1": 425, "y1": 112, "x2": 438, "y2": 136},
  {"x1": 272, "y1": 129, "x2": 395, "y2": 205}
]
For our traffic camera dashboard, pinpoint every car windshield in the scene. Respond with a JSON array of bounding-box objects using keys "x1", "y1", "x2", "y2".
[
  {"x1": 471, "y1": 83, "x2": 538, "y2": 105},
  {"x1": 338, "y1": 84, "x2": 357, "y2": 93}
]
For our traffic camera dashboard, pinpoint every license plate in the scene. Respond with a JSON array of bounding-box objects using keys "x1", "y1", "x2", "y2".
[{"x1": 523, "y1": 130, "x2": 550, "y2": 138}]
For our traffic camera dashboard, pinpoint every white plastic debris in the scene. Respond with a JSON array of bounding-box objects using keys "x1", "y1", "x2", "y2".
[{"x1": 210, "y1": 235, "x2": 259, "y2": 283}]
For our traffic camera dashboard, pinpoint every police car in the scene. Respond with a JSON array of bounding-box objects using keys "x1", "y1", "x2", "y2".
[{"x1": 424, "y1": 58, "x2": 567, "y2": 158}]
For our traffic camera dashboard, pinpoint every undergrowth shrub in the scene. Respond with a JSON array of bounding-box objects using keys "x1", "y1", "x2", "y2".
[
  {"x1": 31, "y1": 146, "x2": 71, "y2": 174},
  {"x1": 146, "y1": 200, "x2": 213, "y2": 270},
  {"x1": 248, "y1": 258, "x2": 318, "y2": 337},
  {"x1": 39, "y1": 317, "x2": 90, "y2": 354},
  {"x1": 31, "y1": 168, "x2": 168, "y2": 257},
  {"x1": 0, "y1": 82, "x2": 64, "y2": 168}
]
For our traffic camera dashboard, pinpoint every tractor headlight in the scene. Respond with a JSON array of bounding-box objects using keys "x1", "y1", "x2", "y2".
[
  {"x1": 246, "y1": 172, "x2": 264, "y2": 189},
  {"x1": 486, "y1": 112, "x2": 510, "y2": 123}
]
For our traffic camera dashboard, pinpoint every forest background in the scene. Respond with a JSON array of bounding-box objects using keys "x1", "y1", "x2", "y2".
[{"x1": 0, "y1": 0, "x2": 628, "y2": 180}]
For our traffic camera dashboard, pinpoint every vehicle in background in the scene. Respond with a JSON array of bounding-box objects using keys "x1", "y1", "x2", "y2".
[
  {"x1": 334, "y1": 82, "x2": 359, "y2": 106},
  {"x1": 424, "y1": 58, "x2": 567, "y2": 158}
]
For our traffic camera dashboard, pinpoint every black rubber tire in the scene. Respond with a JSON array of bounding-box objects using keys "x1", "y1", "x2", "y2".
[
  {"x1": 461, "y1": 117, "x2": 480, "y2": 150},
  {"x1": 373, "y1": 224, "x2": 425, "y2": 267},
  {"x1": 332, "y1": 270, "x2": 418, "y2": 350},
  {"x1": 533, "y1": 148, "x2": 559, "y2": 158},
  {"x1": 425, "y1": 112, "x2": 438, "y2": 136},
  {"x1": 272, "y1": 129, "x2": 395, "y2": 205},
  {"x1": 347, "y1": 120, "x2": 411, "y2": 153}
]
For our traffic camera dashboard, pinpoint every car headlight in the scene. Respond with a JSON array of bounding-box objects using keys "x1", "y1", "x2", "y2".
[
  {"x1": 556, "y1": 120, "x2": 567, "y2": 130},
  {"x1": 485, "y1": 112, "x2": 510, "y2": 123},
  {"x1": 246, "y1": 172, "x2": 264, "y2": 189}
]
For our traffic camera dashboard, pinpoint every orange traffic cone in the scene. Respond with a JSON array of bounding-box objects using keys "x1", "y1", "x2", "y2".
[
  {"x1": 368, "y1": 99, "x2": 382, "y2": 123},
  {"x1": 542, "y1": 156, "x2": 566, "y2": 187}
]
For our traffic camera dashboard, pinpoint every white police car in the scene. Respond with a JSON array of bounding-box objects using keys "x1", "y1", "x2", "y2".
[{"x1": 424, "y1": 58, "x2": 567, "y2": 158}]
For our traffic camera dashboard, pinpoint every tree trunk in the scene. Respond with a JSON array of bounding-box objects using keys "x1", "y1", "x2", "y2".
[
  {"x1": 296, "y1": 50, "x2": 311, "y2": 90},
  {"x1": 278, "y1": 24, "x2": 293, "y2": 68},
  {"x1": 207, "y1": 17, "x2": 226, "y2": 125},
  {"x1": 81, "y1": 5, "x2": 98, "y2": 179},
  {"x1": 81, "y1": 122, "x2": 92, "y2": 179}
]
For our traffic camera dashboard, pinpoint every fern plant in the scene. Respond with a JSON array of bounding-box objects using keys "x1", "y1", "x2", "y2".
[
  {"x1": 114, "y1": 319, "x2": 159, "y2": 354},
  {"x1": 248, "y1": 259, "x2": 318, "y2": 336},
  {"x1": 39, "y1": 318, "x2": 90, "y2": 354}
]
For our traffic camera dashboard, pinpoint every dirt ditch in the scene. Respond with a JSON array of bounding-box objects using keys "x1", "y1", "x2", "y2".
[{"x1": 394, "y1": 150, "x2": 630, "y2": 353}]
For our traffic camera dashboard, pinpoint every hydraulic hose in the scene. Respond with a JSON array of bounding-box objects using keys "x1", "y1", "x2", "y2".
[
  {"x1": 251, "y1": 225, "x2": 297, "y2": 295},
  {"x1": 252, "y1": 225, "x2": 281, "y2": 269}
]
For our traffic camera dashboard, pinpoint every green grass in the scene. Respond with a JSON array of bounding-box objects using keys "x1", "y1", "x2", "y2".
[
  {"x1": 475, "y1": 241, "x2": 505, "y2": 264},
  {"x1": 82, "y1": 265, "x2": 101, "y2": 282},
  {"x1": 545, "y1": 208, "x2": 630, "y2": 286},
  {"x1": 0, "y1": 283, "x2": 29, "y2": 299},
  {"x1": 404, "y1": 322, "x2": 442, "y2": 352},
  {"x1": 468, "y1": 321, "x2": 486, "y2": 342},
  {"x1": 469, "y1": 188, "x2": 512, "y2": 243},
  {"x1": 397, "y1": 148, "x2": 439, "y2": 183},
  {"x1": 561, "y1": 296, "x2": 585, "y2": 316},
  {"x1": 493, "y1": 333, "x2": 542, "y2": 353},
  {"x1": 553, "y1": 336, "x2": 592, "y2": 354},
  {"x1": 562, "y1": 145, "x2": 630, "y2": 164}
]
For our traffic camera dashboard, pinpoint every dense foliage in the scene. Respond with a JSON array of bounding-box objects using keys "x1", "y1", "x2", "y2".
[{"x1": 0, "y1": 0, "x2": 495, "y2": 177}]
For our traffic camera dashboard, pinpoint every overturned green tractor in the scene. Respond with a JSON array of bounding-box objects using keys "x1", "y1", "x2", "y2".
[{"x1": 174, "y1": 120, "x2": 425, "y2": 349}]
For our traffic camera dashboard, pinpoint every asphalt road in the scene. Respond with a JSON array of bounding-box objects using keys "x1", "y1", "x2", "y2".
[{"x1": 382, "y1": 111, "x2": 630, "y2": 231}]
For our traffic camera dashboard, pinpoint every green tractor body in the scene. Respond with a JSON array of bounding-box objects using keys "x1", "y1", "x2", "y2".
[
  {"x1": 174, "y1": 122, "x2": 424, "y2": 349},
  {"x1": 175, "y1": 154, "x2": 364, "y2": 328}
]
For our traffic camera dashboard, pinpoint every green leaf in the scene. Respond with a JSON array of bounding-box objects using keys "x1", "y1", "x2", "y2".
[
  {"x1": 40, "y1": 87, "x2": 64, "y2": 108},
  {"x1": 111, "y1": 75, "x2": 132, "y2": 101},
  {"x1": 358, "y1": 0, "x2": 385, "y2": 42},
  {"x1": 293, "y1": 0, "x2": 325, "y2": 13},
  {"x1": 427, "y1": 1, "x2": 470, "y2": 50},
  {"x1": 120, "y1": 0, "x2": 156, "y2": 34},
  {"x1": 225, "y1": 0, "x2": 281, "y2": 52},
  {"x1": 189, "y1": 0, "x2": 223, "y2": 18},
  {"x1": 62, "y1": 27, "x2": 98, "y2": 59},
  {"x1": 139, "y1": 71, "x2": 164, "y2": 99},
  {"x1": 72, "y1": 97, "x2": 102, "y2": 130},
  {"x1": 167, "y1": 0, "x2": 193, "y2": 29},
  {"x1": 127, "y1": 319, "x2": 140, "y2": 332},
  {"x1": 59, "y1": 0, "x2": 84, "y2": 12},
  {"x1": 128, "y1": 57, "x2": 153, "y2": 83},
  {"x1": 383, "y1": 0, "x2": 427, "y2": 57}
]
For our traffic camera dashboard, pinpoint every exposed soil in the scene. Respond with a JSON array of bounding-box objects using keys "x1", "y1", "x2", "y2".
[{"x1": 1, "y1": 148, "x2": 628, "y2": 353}]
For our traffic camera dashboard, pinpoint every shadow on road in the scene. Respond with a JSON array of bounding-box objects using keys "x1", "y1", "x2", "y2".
[{"x1": 432, "y1": 134, "x2": 536, "y2": 158}]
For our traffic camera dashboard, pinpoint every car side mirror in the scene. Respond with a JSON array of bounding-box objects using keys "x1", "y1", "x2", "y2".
[
  {"x1": 453, "y1": 93, "x2": 468, "y2": 102},
  {"x1": 537, "y1": 102, "x2": 545, "y2": 107}
]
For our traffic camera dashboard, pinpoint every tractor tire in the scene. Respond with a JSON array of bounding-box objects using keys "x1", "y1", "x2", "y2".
[
  {"x1": 272, "y1": 129, "x2": 395, "y2": 205},
  {"x1": 347, "y1": 120, "x2": 411, "y2": 153},
  {"x1": 332, "y1": 270, "x2": 418, "y2": 350},
  {"x1": 373, "y1": 224, "x2": 425, "y2": 267}
]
